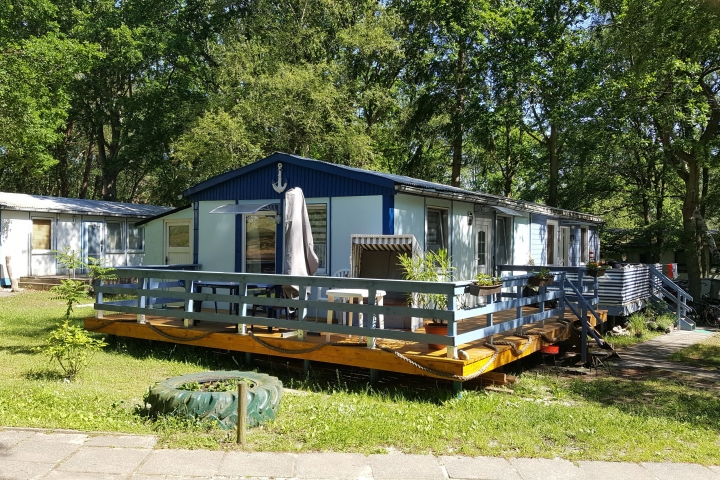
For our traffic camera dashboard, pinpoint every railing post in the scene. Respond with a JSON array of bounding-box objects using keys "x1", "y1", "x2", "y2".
[
  {"x1": 515, "y1": 282, "x2": 523, "y2": 335},
  {"x1": 367, "y1": 287, "x2": 377, "y2": 349},
  {"x1": 137, "y1": 276, "x2": 147, "y2": 324},
  {"x1": 580, "y1": 269, "x2": 588, "y2": 364},
  {"x1": 183, "y1": 279, "x2": 194, "y2": 327},
  {"x1": 447, "y1": 289, "x2": 458, "y2": 359},
  {"x1": 238, "y1": 282, "x2": 248, "y2": 335},
  {"x1": 95, "y1": 279, "x2": 103, "y2": 319},
  {"x1": 558, "y1": 273, "x2": 565, "y2": 321}
]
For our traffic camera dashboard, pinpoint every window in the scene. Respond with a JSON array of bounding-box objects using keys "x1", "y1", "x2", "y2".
[
  {"x1": 128, "y1": 224, "x2": 145, "y2": 251},
  {"x1": 32, "y1": 219, "x2": 52, "y2": 250},
  {"x1": 496, "y1": 216, "x2": 512, "y2": 266},
  {"x1": 168, "y1": 225, "x2": 190, "y2": 248},
  {"x1": 581, "y1": 227, "x2": 589, "y2": 263},
  {"x1": 307, "y1": 204, "x2": 327, "y2": 274},
  {"x1": 477, "y1": 230, "x2": 486, "y2": 267},
  {"x1": 546, "y1": 222, "x2": 556, "y2": 265},
  {"x1": 426, "y1": 207, "x2": 449, "y2": 254},
  {"x1": 106, "y1": 222, "x2": 124, "y2": 252}
]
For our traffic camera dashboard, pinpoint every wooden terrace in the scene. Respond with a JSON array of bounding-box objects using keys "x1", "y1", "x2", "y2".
[{"x1": 86, "y1": 268, "x2": 609, "y2": 389}]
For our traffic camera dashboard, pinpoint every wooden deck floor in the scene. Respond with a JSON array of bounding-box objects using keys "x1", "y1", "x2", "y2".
[{"x1": 84, "y1": 306, "x2": 585, "y2": 382}]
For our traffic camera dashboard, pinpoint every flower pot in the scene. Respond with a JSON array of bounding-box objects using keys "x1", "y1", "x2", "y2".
[
  {"x1": 424, "y1": 323, "x2": 448, "y2": 350},
  {"x1": 528, "y1": 276, "x2": 553, "y2": 287},
  {"x1": 586, "y1": 269, "x2": 606, "y2": 278},
  {"x1": 467, "y1": 284, "x2": 501, "y2": 296},
  {"x1": 540, "y1": 345, "x2": 559, "y2": 355}
]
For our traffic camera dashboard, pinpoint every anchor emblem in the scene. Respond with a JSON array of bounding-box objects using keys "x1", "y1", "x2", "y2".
[{"x1": 272, "y1": 162, "x2": 287, "y2": 193}]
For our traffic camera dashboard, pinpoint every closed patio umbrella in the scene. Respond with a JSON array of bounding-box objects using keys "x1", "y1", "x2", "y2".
[{"x1": 283, "y1": 187, "x2": 318, "y2": 298}]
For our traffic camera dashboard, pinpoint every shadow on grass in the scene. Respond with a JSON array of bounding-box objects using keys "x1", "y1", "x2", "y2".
[
  {"x1": 105, "y1": 336, "x2": 458, "y2": 404},
  {"x1": 566, "y1": 368, "x2": 720, "y2": 430},
  {"x1": 22, "y1": 368, "x2": 66, "y2": 381},
  {"x1": 0, "y1": 345, "x2": 42, "y2": 355}
]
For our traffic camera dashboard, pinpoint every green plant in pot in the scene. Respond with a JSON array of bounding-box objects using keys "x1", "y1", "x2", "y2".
[
  {"x1": 585, "y1": 261, "x2": 608, "y2": 278},
  {"x1": 398, "y1": 249, "x2": 454, "y2": 350},
  {"x1": 528, "y1": 268, "x2": 554, "y2": 287},
  {"x1": 469, "y1": 273, "x2": 502, "y2": 296}
]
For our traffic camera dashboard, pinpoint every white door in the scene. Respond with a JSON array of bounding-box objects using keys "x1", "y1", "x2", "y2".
[
  {"x1": 83, "y1": 221, "x2": 104, "y2": 270},
  {"x1": 475, "y1": 220, "x2": 492, "y2": 276},
  {"x1": 164, "y1": 220, "x2": 192, "y2": 265}
]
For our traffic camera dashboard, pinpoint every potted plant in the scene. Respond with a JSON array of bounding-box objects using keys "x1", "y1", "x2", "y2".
[
  {"x1": 528, "y1": 268, "x2": 554, "y2": 287},
  {"x1": 468, "y1": 273, "x2": 502, "y2": 296},
  {"x1": 398, "y1": 249, "x2": 453, "y2": 350},
  {"x1": 585, "y1": 261, "x2": 608, "y2": 278}
]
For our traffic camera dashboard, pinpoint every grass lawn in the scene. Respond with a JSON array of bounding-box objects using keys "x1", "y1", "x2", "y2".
[
  {"x1": 669, "y1": 332, "x2": 720, "y2": 370},
  {"x1": 1, "y1": 290, "x2": 719, "y2": 464}
]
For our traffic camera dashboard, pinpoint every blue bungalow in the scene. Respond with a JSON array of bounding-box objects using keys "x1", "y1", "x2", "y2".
[{"x1": 141, "y1": 152, "x2": 602, "y2": 280}]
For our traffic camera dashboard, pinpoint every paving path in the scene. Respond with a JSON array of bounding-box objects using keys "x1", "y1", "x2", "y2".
[{"x1": 2, "y1": 329, "x2": 719, "y2": 480}]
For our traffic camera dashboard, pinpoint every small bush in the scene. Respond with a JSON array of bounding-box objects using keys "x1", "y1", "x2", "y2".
[
  {"x1": 655, "y1": 313, "x2": 675, "y2": 331},
  {"x1": 627, "y1": 313, "x2": 647, "y2": 334},
  {"x1": 41, "y1": 319, "x2": 107, "y2": 380},
  {"x1": 50, "y1": 279, "x2": 90, "y2": 320}
]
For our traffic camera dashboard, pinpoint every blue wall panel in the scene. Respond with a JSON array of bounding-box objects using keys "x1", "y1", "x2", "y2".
[{"x1": 189, "y1": 156, "x2": 395, "y2": 202}]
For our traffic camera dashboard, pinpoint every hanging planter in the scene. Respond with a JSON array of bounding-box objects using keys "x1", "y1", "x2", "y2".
[
  {"x1": 467, "y1": 283, "x2": 502, "y2": 296},
  {"x1": 528, "y1": 276, "x2": 553, "y2": 287},
  {"x1": 586, "y1": 269, "x2": 606, "y2": 278}
]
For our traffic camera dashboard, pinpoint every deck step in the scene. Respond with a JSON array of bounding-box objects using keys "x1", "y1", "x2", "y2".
[{"x1": 678, "y1": 317, "x2": 696, "y2": 331}]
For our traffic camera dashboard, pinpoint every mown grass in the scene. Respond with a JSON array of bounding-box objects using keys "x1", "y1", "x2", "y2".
[
  {"x1": 669, "y1": 333, "x2": 720, "y2": 370},
  {"x1": 1, "y1": 290, "x2": 719, "y2": 464}
]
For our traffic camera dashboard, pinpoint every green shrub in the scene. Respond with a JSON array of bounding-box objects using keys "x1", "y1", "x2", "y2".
[
  {"x1": 627, "y1": 313, "x2": 647, "y2": 334},
  {"x1": 41, "y1": 320, "x2": 107, "y2": 380},
  {"x1": 50, "y1": 279, "x2": 90, "y2": 320},
  {"x1": 655, "y1": 313, "x2": 675, "y2": 331}
]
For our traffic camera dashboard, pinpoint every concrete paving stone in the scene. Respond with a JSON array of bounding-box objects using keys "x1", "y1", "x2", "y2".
[
  {"x1": 219, "y1": 451, "x2": 296, "y2": 478},
  {"x1": 294, "y1": 452, "x2": 371, "y2": 479},
  {"x1": 576, "y1": 461, "x2": 656, "y2": 480},
  {"x1": 641, "y1": 462, "x2": 720, "y2": 480},
  {"x1": 0, "y1": 459, "x2": 54, "y2": 480},
  {"x1": 57, "y1": 446, "x2": 151, "y2": 474},
  {"x1": 43, "y1": 471, "x2": 131, "y2": 480},
  {"x1": 441, "y1": 455, "x2": 521, "y2": 480},
  {"x1": 710, "y1": 466, "x2": 720, "y2": 475},
  {"x1": 31, "y1": 431, "x2": 88, "y2": 444},
  {"x1": 509, "y1": 457, "x2": 588, "y2": 480},
  {"x1": 136, "y1": 449, "x2": 225, "y2": 477},
  {"x1": 3, "y1": 438, "x2": 81, "y2": 464},
  {"x1": 85, "y1": 434, "x2": 158, "y2": 449},
  {"x1": 368, "y1": 453, "x2": 446, "y2": 479},
  {"x1": 0, "y1": 429, "x2": 35, "y2": 450}
]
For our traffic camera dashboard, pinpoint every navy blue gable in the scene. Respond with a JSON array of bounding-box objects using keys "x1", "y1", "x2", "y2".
[{"x1": 185, "y1": 153, "x2": 396, "y2": 201}]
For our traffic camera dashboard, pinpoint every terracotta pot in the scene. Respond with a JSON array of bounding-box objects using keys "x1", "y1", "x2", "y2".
[
  {"x1": 424, "y1": 323, "x2": 448, "y2": 350},
  {"x1": 586, "y1": 269, "x2": 606, "y2": 278},
  {"x1": 528, "y1": 276, "x2": 553, "y2": 287},
  {"x1": 467, "y1": 284, "x2": 501, "y2": 296}
]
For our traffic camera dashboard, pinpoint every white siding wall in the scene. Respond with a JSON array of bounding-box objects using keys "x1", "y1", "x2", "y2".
[
  {"x1": 198, "y1": 201, "x2": 235, "y2": 272},
  {"x1": 393, "y1": 194, "x2": 425, "y2": 248},
  {"x1": 1, "y1": 211, "x2": 32, "y2": 278},
  {"x1": 451, "y1": 201, "x2": 475, "y2": 281},
  {"x1": 530, "y1": 215, "x2": 548, "y2": 265},
  {"x1": 144, "y1": 209, "x2": 194, "y2": 265},
  {"x1": 513, "y1": 215, "x2": 531, "y2": 266},
  {"x1": 330, "y1": 196, "x2": 383, "y2": 273}
]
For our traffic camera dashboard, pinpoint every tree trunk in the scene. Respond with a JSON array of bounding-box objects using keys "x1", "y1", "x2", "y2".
[
  {"x1": 450, "y1": 48, "x2": 465, "y2": 188},
  {"x1": 548, "y1": 123, "x2": 558, "y2": 207},
  {"x1": 682, "y1": 158, "x2": 702, "y2": 300},
  {"x1": 79, "y1": 139, "x2": 94, "y2": 199}
]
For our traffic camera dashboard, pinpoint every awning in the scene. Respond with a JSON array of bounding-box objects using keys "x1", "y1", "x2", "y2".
[
  {"x1": 209, "y1": 203, "x2": 277, "y2": 214},
  {"x1": 493, "y1": 206, "x2": 526, "y2": 217}
]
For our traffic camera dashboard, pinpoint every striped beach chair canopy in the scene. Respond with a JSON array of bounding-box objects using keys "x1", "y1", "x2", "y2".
[{"x1": 350, "y1": 234, "x2": 423, "y2": 279}]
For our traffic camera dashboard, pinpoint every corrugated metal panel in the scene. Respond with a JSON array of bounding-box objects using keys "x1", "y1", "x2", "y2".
[
  {"x1": 0, "y1": 192, "x2": 170, "y2": 218},
  {"x1": 597, "y1": 265, "x2": 658, "y2": 314},
  {"x1": 190, "y1": 159, "x2": 395, "y2": 202}
]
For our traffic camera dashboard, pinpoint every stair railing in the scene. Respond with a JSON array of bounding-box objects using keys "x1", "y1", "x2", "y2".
[{"x1": 647, "y1": 265, "x2": 693, "y2": 330}]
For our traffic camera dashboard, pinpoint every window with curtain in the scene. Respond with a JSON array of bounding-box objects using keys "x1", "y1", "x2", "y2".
[
  {"x1": 496, "y1": 216, "x2": 512, "y2": 266},
  {"x1": 106, "y1": 222, "x2": 124, "y2": 252},
  {"x1": 128, "y1": 224, "x2": 145, "y2": 251},
  {"x1": 546, "y1": 223, "x2": 556, "y2": 265},
  {"x1": 581, "y1": 227, "x2": 589, "y2": 263},
  {"x1": 427, "y1": 207, "x2": 449, "y2": 254},
  {"x1": 307, "y1": 204, "x2": 327, "y2": 274},
  {"x1": 32, "y1": 219, "x2": 52, "y2": 250}
]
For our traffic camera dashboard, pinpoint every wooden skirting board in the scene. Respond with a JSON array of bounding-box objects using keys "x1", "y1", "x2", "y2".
[{"x1": 84, "y1": 310, "x2": 591, "y2": 382}]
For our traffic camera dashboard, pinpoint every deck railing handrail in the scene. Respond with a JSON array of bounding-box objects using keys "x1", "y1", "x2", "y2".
[
  {"x1": 93, "y1": 268, "x2": 595, "y2": 359},
  {"x1": 647, "y1": 265, "x2": 693, "y2": 327}
]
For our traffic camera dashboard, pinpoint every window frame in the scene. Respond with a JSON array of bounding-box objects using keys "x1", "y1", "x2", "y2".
[
  {"x1": 127, "y1": 224, "x2": 145, "y2": 253},
  {"x1": 307, "y1": 203, "x2": 328, "y2": 275},
  {"x1": 546, "y1": 220, "x2": 559, "y2": 266},
  {"x1": 106, "y1": 221, "x2": 125, "y2": 253},
  {"x1": 31, "y1": 217, "x2": 53, "y2": 252},
  {"x1": 580, "y1": 227, "x2": 589, "y2": 264},
  {"x1": 426, "y1": 206, "x2": 450, "y2": 255}
]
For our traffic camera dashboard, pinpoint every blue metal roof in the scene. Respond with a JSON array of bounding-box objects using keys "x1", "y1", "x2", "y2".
[
  {"x1": 183, "y1": 152, "x2": 603, "y2": 223},
  {"x1": 0, "y1": 192, "x2": 172, "y2": 218}
]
